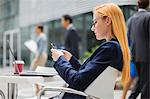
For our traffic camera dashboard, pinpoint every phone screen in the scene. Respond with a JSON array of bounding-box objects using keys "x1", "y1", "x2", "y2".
[{"x1": 50, "y1": 43, "x2": 57, "y2": 49}]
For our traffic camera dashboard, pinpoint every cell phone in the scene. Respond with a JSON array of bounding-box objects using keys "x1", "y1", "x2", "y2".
[{"x1": 50, "y1": 43, "x2": 57, "y2": 49}]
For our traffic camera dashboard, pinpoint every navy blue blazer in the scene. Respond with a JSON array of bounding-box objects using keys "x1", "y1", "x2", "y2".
[{"x1": 53, "y1": 39, "x2": 123, "y2": 99}]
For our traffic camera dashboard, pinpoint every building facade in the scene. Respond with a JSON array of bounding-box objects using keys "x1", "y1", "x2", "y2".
[{"x1": 0, "y1": 0, "x2": 138, "y2": 67}]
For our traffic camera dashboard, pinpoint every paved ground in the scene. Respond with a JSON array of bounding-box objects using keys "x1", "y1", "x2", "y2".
[{"x1": 114, "y1": 90, "x2": 141, "y2": 99}]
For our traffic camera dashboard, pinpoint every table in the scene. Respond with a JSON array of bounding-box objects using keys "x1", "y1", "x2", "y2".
[{"x1": 0, "y1": 75, "x2": 64, "y2": 99}]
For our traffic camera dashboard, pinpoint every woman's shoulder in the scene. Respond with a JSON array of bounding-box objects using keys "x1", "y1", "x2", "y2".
[
  {"x1": 91, "y1": 40, "x2": 121, "y2": 57},
  {"x1": 39, "y1": 34, "x2": 47, "y2": 41},
  {"x1": 99, "y1": 40, "x2": 121, "y2": 51},
  {"x1": 97, "y1": 40, "x2": 123, "y2": 70}
]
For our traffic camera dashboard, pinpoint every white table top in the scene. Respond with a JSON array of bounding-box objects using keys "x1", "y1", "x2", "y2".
[
  {"x1": 0, "y1": 74, "x2": 64, "y2": 84},
  {"x1": 0, "y1": 75, "x2": 44, "y2": 84}
]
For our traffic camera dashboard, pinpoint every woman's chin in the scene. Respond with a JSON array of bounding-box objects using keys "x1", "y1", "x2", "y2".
[
  {"x1": 96, "y1": 37, "x2": 103, "y2": 40},
  {"x1": 95, "y1": 36, "x2": 100, "y2": 40}
]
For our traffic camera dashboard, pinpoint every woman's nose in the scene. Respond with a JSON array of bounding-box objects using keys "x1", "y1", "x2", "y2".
[{"x1": 91, "y1": 25, "x2": 94, "y2": 32}]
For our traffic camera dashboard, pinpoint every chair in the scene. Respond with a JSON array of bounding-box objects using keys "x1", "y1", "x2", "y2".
[
  {"x1": 0, "y1": 89, "x2": 5, "y2": 99},
  {"x1": 37, "y1": 66, "x2": 118, "y2": 99}
]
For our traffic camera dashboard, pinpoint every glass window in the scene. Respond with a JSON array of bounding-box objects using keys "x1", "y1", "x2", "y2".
[
  {"x1": 120, "y1": 5, "x2": 137, "y2": 22},
  {"x1": 85, "y1": 12, "x2": 99, "y2": 52}
]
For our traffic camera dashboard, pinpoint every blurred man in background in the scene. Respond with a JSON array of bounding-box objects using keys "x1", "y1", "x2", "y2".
[
  {"x1": 31, "y1": 25, "x2": 47, "y2": 70},
  {"x1": 61, "y1": 14, "x2": 80, "y2": 59},
  {"x1": 127, "y1": 0, "x2": 150, "y2": 98}
]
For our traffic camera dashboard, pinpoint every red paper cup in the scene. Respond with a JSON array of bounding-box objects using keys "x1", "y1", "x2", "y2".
[{"x1": 13, "y1": 60, "x2": 24, "y2": 74}]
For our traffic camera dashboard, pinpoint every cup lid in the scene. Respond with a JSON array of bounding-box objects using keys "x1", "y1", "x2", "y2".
[{"x1": 13, "y1": 60, "x2": 25, "y2": 64}]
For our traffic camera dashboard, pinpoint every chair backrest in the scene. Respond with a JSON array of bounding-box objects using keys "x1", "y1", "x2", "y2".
[{"x1": 85, "y1": 66, "x2": 117, "y2": 99}]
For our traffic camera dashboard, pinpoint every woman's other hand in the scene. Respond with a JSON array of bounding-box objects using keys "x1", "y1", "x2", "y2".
[
  {"x1": 51, "y1": 49, "x2": 64, "y2": 61},
  {"x1": 62, "y1": 50, "x2": 72, "y2": 61}
]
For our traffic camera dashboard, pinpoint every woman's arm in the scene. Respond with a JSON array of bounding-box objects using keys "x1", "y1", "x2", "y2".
[
  {"x1": 37, "y1": 38, "x2": 46, "y2": 59},
  {"x1": 53, "y1": 44, "x2": 119, "y2": 91},
  {"x1": 62, "y1": 50, "x2": 81, "y2": 71},
  {"x1": 69, "y1": 56, "x2": 81, "y2": 71}
]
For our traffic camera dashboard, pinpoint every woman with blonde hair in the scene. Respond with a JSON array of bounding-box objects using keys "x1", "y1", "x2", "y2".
[{"x1": 51, "y1": 3, "x2": 130, "y2": 99}]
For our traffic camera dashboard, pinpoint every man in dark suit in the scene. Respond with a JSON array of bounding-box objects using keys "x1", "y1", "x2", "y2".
[
  {"x1": 128, "y1": 0, "x2": 150, "y2": 98},
  {"x1": 61, "y1": 15, "x2": 80, "y2": 59}
]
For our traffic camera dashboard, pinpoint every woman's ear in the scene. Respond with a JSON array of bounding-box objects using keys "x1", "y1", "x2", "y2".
[{"x1": 105, "y1": 17, "x2": 111, "y2": 26}]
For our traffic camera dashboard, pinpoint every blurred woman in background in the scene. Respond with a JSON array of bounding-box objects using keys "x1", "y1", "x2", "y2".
[{"x1": 31, "y1": 25, "x2": 47, "y2": 70}]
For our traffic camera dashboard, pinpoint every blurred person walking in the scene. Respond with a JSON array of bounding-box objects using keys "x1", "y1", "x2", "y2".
[
  {"x1": 31, "y1": 25, "x2": 48, "y2": 70},
  {"x1": 124, "y1": 0, "x2": 150, "y2": 98},
  {"x1": 61, "y1": 15, "x2": 80, "y2": 59}
]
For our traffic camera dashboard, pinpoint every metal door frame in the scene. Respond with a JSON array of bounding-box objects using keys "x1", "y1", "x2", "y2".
[{"x1": 3, "y1": 29, "x2": 21, "y2": 68}]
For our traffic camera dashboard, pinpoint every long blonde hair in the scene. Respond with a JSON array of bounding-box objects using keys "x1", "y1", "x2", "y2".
[{"x1": 93, "y1": 3, "x2": 130, "y2": 87}]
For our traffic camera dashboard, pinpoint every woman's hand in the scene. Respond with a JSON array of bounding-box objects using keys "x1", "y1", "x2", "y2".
[
  {"x1": 62, "y1": 50, "x2": 72, "y2": 61},
  {"x1": 51, "y1": 49, "x2": 64, "y2": 61}
]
